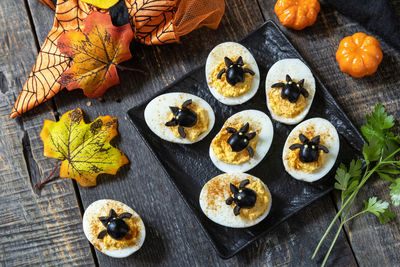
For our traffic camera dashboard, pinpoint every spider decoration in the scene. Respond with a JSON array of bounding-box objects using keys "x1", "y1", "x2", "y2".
[
  {"x1": 226, "y1": 179, "x2": 257, "y2": 216},
  {"x1": 165, "y1": 99, "x2": 198, "y2": 138},
  {"x1": 97, "y1": 209, "x2": 132, "y2": 240},
  {"x1": 217, "y1": 56, "x2": 255, "y2": 86},
  {"x1": 271, "y1": 74, "x2": 309, "y2": 103},
  {"x1": 226, "y1": 122, "x2": 257, "y2": 157},
  {"x1": 289, "y1": 134, "x2": 329, "y2": 163}
]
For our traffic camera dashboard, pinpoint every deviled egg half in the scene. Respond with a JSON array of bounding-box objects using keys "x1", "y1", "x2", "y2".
[
  {"x1": 282, "y1": 118, "x2": 339, "y2": 182},
  {"x1": 209, "y1": 110, "x2": 273, "y2": 173},
  {"x1": 199, "y1": 173, "x2": 272, "y2": 228},
  {"x1": 266, "y1": 58, "x2": 316, "y2": 125},
  {"x1": 145, "y1": 92, "x2": 215, "y2": 144},
  {"x1": 206, "y1": 42, "x2": 260, "y2": 105},
  {"x1": 83, "y1": 199, "x2": 145, "y2": 258}
]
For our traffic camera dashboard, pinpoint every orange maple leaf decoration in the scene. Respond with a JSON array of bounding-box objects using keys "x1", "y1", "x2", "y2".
[
  {"x1": 40, "y1": 108, "x2": 129, "y2": 187},
  {"x1": 10, "y1": 1, "x2": 96, "y2": 119},
  {"x1": 11, "y1": 0, "x2": 225, "y2": 118},
  {"x1": 57, "y1": 12, "x2": 133, "y2": 98}
]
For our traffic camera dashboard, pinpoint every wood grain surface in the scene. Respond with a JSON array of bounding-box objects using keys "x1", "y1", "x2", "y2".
[
  {"x1": 259, "y1": 1, "x2": 400, "y2": 266},
  {"x1": 0, "y1": 1, "x2": 94, "y2": 266},
  {"x1": 24, "y1": 0, "x2": 356, "y2": 266},
  {"x1": 0, "y1": 0, "x2": 399, "y2": 266}
]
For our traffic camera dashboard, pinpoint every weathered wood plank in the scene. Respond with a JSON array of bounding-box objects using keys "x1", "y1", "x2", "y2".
[
  {"x1": 27, "y1": 1, "x2": 358, "y2": 266},
  {"x1": 0, "y1": 1, "x2": 94, "y2": 266},
  {"x1": 258, "y1": 0, "x2": 400, "y2": 266}
]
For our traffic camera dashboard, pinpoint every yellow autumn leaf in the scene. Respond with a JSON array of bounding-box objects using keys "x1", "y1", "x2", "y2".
[
  {"x1": 40, "y1": 108, "x2": 129, "y2": 187},
  {"x1": 80, "y1": 0, "x2": 120, "y2": 9}
]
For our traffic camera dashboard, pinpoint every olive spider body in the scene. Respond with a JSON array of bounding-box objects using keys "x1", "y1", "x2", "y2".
[
  {"x1": 97, "y1": 209, "x2": 132, "y2": 240},
  {"x1": 226, "y1": 122, "x2": 256, "y2": 157},
  {"x1": 217, "y1": 56, "x2": 255, "y2": 86},
  {"x1": 165, "y1": 99, "x2": 198, "y2": 138},
  {"x1": 272, "y1": 74, "x2": 309, "y2": 103},
  {"x1": 289, "y1": 134, "x2": 329, "y2": 163},
  {"x1": 225, "y1": 179, "x2": 257, "y2": 216}
]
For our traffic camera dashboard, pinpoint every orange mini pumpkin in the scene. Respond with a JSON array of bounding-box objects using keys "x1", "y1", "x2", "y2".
[
  {"x1": 336, "y1": 33, "x2": 383, "y2": 78},
  {"x1": 274, "y1": 0, "x2": 320, "y2": 30}
]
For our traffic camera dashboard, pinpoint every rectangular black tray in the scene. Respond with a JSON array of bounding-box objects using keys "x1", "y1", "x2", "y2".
[{"x1": 127, "y1": 20, "x2": 364, "y2": 259}]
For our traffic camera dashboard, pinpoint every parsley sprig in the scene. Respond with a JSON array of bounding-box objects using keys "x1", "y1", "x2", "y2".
[{"x1": 312, "y1": 104, "x2": 400, "y2": 266}]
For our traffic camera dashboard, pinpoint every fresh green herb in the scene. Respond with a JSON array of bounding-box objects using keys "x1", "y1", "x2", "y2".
[
  {"x1": 312, "y1": 103, "x2": 400, "y2": 266},
  {"x1": 390, "y1": 178, "x2": 400, "y2": 206}
]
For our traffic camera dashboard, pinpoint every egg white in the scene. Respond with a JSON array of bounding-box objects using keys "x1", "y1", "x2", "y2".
[
  {"x1": 205, "y1": 42, "x2": 260, "y2": 105},
  {"x1": 282, "y1": 118, "x2": 340, "y2": 182},
  {"x1": 265, "y1": 58, "x2": 315, "y2": 125},
  {"x1": 144, "y1": 92, "x2": 215, "y2": 144},
  {"x1": 209, "y1": 110, "x2": 273, "y2": 173},
  {"x1": 82, "y1": 199, "x2": 146, "y2": 258},
  {"x1": 199, "y1": 173, "x2": 272, "y2": 228}
]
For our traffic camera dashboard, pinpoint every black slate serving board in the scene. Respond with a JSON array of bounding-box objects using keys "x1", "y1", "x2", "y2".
[{"x1": 127, "y1": 20, "x2": 365, "y2": 259}]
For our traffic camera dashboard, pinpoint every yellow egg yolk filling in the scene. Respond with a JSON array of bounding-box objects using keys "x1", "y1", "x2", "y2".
[
  {"x1": 209, "y1": 58, "x2": 254, "y2": 97},
  {"x1": 168, "y1": 103, "x2": 209, "y2": 142},
  {"x1": 232, "y1": 179, "x2": 270, "y2": 221},
  {"x1": 102, "y1": 217, "x2": 140, "y2": 250},
  {"x1": 268, "y1": 81, "x2": 307, "y2": 118},
  {"x1": 286, "y1": 130, "x2": 329, "y2": 173},
  {"x1": 211, "y1": 122, "x2": 258, "y2": 165},
  {"x1": 90, "y1": 203, "x2": 142, "y2": 251},
  {"x1": 287, "y1": 148, "x2": 325, "y2": 173}
]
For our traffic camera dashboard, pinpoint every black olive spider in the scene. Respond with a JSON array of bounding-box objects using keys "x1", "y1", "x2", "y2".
[
  {"x1": 97, "y1": 209, "x2": 132, "y2": 240},
  {"x1": 226, "y1": 122, "x2": 257, "y2": 157},
  {"x1": 289, "y1": 134, "x2": 329, "y2": 163},
  {"x1": 165, "y1": 99, "x2": 198, "y2": 138},
  {"x1": 226, "y1": 179, "x2": 257, "y2": 216},
  {"x1": 271, "y1": 74, "x2": 309, "y2": 103},
  {"x1": 217, "y1": 56, "x2": 255, "y2": 86}
]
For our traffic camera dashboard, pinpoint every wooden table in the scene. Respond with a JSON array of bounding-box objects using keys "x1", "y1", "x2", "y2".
[{"x1": 1, "y1": 0, "x2": 399, "y2": 266}]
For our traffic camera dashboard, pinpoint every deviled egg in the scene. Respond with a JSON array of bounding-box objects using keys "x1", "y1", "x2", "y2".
[
  {"x1": 282, "y1": 118, "x2": 339, "y2": 182},
  {"x1": 145, "y1": 92, "x2": 215, "y2": 144},
  {"x1": 206, "y1": 42, "x2": 260, "y2": 105},
  {"x1": 209, "y1": 110, "x2": 273, "y2": 172},
  {"x1": 266, "y1": 58, "x2": 315, "y2": 125},
  {"x1": 199, "y1": 173, "x2": 272, "y2": 228},
  {"x1": 83, "y1": 199, "x2": 145, "y2": 258}
]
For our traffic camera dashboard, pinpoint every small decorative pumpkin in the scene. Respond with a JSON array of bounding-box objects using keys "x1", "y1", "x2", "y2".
[
  {"x1": 274, "y1": 0, "x2": 320, "y2": 30},
  {"x1": 336, "y1": 33, "x2": 383, "y2": 78}
]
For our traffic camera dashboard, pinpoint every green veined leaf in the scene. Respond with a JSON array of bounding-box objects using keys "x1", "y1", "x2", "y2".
[
  {"x1": 382, "y1": 136, "x2": 400, "y2": 160},
  {"x1": 390, "y1": 178, "x2": 400, "y2": 206},
  {"x1": 334, "y1": 165, "x2": 351, "y2": 191},
  {"x1": 348, "y1": 159, "x2": 362, "y2": 179},
  {"x1": 335, "y1": 160, "x2": 362, "y2": 201},
  {"x1": 377, "y1": 172, "x2": 395, "y2": 182},
  {"x1": 361, "y1": 104, "x2": 398, "y2": 162},
  {"x1": 379, "y1": 167, "x2": 400, "y2": 175},
  {"x1": 366, "y1": 103, "x2": 395, "y2": 130},
  {"x1": 361, "y1": 123, "x2": 385, "y2": 144},
  {"x1": 363, "y1": 197, "x2": 395, "y2": 224},
  {"x1": 361, "y1": 103, "x2": 394, "y2": 141},
  {"x1": 363, "y1": 136, "x2": 382, "y2": 164}
]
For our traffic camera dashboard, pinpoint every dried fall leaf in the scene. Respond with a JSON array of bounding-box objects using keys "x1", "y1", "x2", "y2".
[
  {"x1": 57, "y1": 11, "x2": 134, "y2": 98},
  {"x1": 12, "y1": 0, "x2": 224, "y2": 118},
  {"x1": 38, "y1": 0, "x2": 56, "y2": 10},
  {"x1": 80, "y1": 0, "x2": 119, "y2": 9},
  {"x1": 40, "y1": 108, "x2": 129, "y2": 187},
  {"x1": 10, "y1": 1, "x2": 95, "y2": 119}
]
